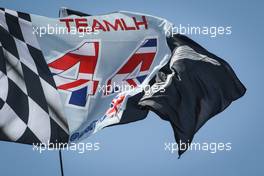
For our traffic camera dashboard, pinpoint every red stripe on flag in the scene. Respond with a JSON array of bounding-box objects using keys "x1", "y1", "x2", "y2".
[
  {"x1": 49, "y1": 42, "x2": 99, "y2": 74},
  {"x1": 58, "y1": 79, "x2": 88, "y2": 90},
  {"x1": 126, "y1": 79, "x2": 137, "y2": 87},
  {"x1": 117, "y1": 53, "x2": 155, "y2": 74}
]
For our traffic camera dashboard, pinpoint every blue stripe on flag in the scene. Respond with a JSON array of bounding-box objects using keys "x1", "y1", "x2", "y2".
[
  {"x1": 136, "y1": 75, "x2": 147, "y2": 83},
  {"x1": 69, "y1": 87, "x2": 87, "y2": 106},
  {"x1": 141, "y1": 38, "x2": 157, "y2": 47}
]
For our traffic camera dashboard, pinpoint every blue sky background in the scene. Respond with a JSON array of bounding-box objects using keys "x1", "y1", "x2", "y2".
[{"x1": 0, "y1": 0, "x2": 263, "y2": 176}]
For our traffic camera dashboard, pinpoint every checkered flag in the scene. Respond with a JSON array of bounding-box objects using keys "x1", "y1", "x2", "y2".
[{"x1": 0, "y1": 8, "x2": 69, "y2": 145}]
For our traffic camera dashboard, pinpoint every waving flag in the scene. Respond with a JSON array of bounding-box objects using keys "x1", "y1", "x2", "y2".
[
  {"x1": 0, "y1": 7, "x2": 246, "y2": 156},
  {"x1": 0, "y1": 8, "x2": 68, "y2": 144},
  {"x1": 139, "y1": 34, "x2": 246, "y2": 156}
]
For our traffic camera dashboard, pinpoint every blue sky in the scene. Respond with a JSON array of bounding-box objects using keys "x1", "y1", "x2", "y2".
[{"x1": 0, "y1": 0, "x2": 263, "y2": 176}]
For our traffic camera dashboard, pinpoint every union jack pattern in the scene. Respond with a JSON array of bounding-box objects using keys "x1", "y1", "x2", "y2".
[
  {"x1": 105, "y1": 38, "x2": 157, "y2": 95},
  {"x1": 48, "y1": 42, "x2": 100, "y2": 107}
]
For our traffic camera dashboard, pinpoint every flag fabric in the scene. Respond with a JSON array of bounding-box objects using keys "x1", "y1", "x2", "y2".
[
  {"x1": 48, "y1": 41, "x2": 100, "y2": 107},
  {"x1": 0, "y1": 7, "x2": 246, "y2": 156},
  {"x1": 0, "y1": 7, "x2": 172, "y2": 145},
  {"x1": 105, "y1": 38, "x2": 157, "y2": 95},
  {"x1": 59, "y1": 7, "x2": 92, "y2": 18},
  {"x1": 0, "y1": 8, "x2": 69, "y2": 145},
  {"x1": 138, "y1": 34, "x2": 246, "y2": 156}
]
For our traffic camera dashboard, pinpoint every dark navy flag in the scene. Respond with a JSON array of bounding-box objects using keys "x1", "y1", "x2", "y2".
[{"x1": 138, "y1": 34, "x2": 246, "y2": 156}]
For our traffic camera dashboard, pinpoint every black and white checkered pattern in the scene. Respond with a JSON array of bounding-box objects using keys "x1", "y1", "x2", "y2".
[
  {"x1": 59, "y1": 7, "x2": 92, "y2": 17},
  {"x1": 0, "y1": 8, "x2": 69, "y2": 145}
]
